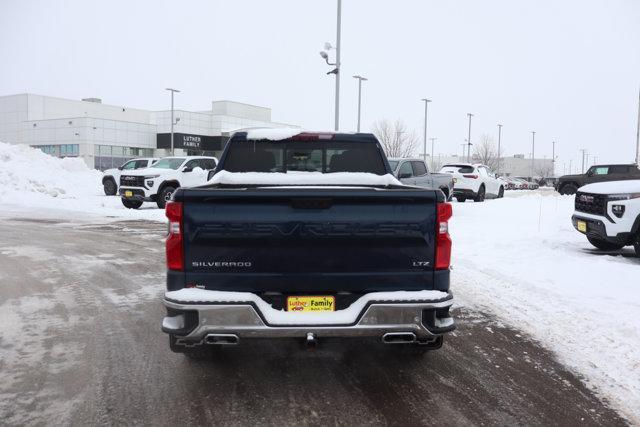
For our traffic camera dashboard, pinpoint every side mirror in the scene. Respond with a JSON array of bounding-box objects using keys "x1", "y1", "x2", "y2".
[
  {"x1": 182, "y1": 166, "x2": 193, "y2": 173},
  {"x1": 117, "y1": 166, "x2": 123, "y2": 171},
  {"x1": 399, "y1": 173, "x2": 412, "y2": 179}
]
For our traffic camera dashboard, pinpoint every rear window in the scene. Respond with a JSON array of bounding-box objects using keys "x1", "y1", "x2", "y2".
[
  {"x1": 440, "y1": 165, "x2": 474, "y2": 174},
  {"x1": 223, "y1": 140, "x2": 387, "y2": 175},
  {"x1": 388, "y1": 160, "x2": 398, "y2": 171}
]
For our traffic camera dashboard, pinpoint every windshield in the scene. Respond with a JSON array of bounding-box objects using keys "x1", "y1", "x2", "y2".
[
  {"x1": 223, "y1": 140, "x2": 387, "y2": 175},
  {"x1": 388, "y1": 160, "x2": 399, "y2": 171},
  {"x1": 152, "y1": 158, "x2": 186, "y2": 170}
]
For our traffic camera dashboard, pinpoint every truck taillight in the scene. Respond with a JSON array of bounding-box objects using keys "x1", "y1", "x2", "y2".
[
  {"x1": 435, "y1": 202, "x2": 453, "y2": 270},
  {"x1": 463, "y1": 174, "x2": 478, "y2": 179},
  {"x1": 165, "y1": 201, "x2": 183, "y2": 271}
]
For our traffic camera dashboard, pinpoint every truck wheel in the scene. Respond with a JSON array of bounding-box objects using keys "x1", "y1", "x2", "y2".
[
  {"x1": 456, "y1": 196, "x2": 466, "y2": 203},
  {"x1": 632, "y1": 232, "x2": 640, "y2": 257},
  {"x1": 498, "y1": 186, "x2": 504, "y2": 198},
  {"x1": 103, "y1": 178, "x2": 117, "y2": 196},
  {"x1": 157, "y1": 186, "x2": 176, "y2": 209},
  {"x1": 586, "y1": 236, "x2": 624, "y2": 251},
  {"x1": 474, "y1": 185, "x2": 486, "y2": 202},
  {"x1": 560, "y1": 183, "x2": 578, "y2": 195},
  {"x1": 121, "y1": 198, "x2": 143, "y2": 209}
]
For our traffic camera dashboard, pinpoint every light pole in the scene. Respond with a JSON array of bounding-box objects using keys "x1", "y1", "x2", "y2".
[
  {"x1": 429, "y1": 137, "x2": 437, "y2": 170},
  {"x1": 552, "y1": 141, "x2": 556, "y2": 177},
  {"x1": 530, "y1": 131, "x2": 536, "y2": 180},
  {"x1": 421, "y1": 99, "x2": 431, "y2": 164},
  {"x1": 319, "y1": 1, "x2": 342, "y2": 131},
  {"x1": 580, "y1": 148, "x2": 587, "y2": 173},
  {"x1": 497, "y1": 124, "x2": 503, "y2": 175},
  {"x1": 165, "y1": 88, "x2": 180, "y2": 156},
  {"x1": 353, "y1": 75, "x2": 367, "y2": 132},
  {"x1": 636, "y1": 86, "x2": 640, "y2": 165},
  {"x1": 466, "y1": 113, "x2": 473, "y2": 162}
]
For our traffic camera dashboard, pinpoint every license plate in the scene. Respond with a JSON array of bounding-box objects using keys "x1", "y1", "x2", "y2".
[
  {"x1": 577, "y1": 220, "x2": 587, "y2": 233},
  {"x1": 125, "y1": 190, "x2": 133, "y2": 197},
  {"x1": 287, "y1": 296, "x2": 335, "y2": 312}
]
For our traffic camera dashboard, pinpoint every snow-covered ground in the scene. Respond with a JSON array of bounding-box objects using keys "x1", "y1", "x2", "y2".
[
  {"x1": 451, "y1": 191, "x2": 640, "y2": 422},
  {"x1": 0, "y1": 142, "x2": 165, "y2": 222},
  {"x1": 1, "y1": 142, "x2": 638, "y2": 421}
]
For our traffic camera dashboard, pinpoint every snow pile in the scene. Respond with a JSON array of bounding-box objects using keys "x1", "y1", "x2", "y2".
[
  {"x1": 165, "y1": 288, "x2": 449, "y2": 325},
  {"x1": 0, "y1": 142, "x2": 102, "y2": 200},
  {"x1": 0, "y1": 142, "x2": 165, "y2": 221},
  {"x1": 451, "y1": 192, "x2": 640, "y2": 422},
  {"x1": 245, "y1": 128, "x2": 302, "y2": 141},
  {"x1": 209, "y1": 170, "x2": 403, "y2": 186}
]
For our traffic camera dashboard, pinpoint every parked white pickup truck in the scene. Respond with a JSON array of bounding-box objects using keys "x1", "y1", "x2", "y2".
[
  {"x1": 119, "y1": 156, "x2": 217, "y2": 209},
  {"x1": 572, "y1": 180, "x2": 640, "y2": 256},
  {"x1": 102, "y1": 158, "x2": 158, "y2": 195}
]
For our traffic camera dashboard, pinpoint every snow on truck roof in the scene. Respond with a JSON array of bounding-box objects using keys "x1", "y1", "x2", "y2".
[
  {"x1": 240, "y1": 128, "x2": 377, "y2": 142},
  {"x1": 579, "y1": 179, "x2": 640, "y2": 194},
  {"x1": 208, "y1": 170, "x2": 402, "y2": 187}
]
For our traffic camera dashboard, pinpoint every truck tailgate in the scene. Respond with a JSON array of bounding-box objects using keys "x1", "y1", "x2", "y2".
[{"x1": 177, "y1": 187, "x2": 440, "y2": 293}]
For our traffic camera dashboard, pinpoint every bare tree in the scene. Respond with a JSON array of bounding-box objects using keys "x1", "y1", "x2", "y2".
[
  {"x1": 372, "y1": 119, "x2": 419, "y2": 158},
  {"x1": 472, "y1": 134, "x2": 500, "y2": 170},
  {"x1": 535, "y1": 162, "x2": 554, "y2": 179}
]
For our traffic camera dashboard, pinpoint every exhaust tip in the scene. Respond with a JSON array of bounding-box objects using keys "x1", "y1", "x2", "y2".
[
  {"x1": 382, "y1": 332, "x2": 417, "y2": 344},
  {"x1": 204, "y1": 334, "x2": 239, "y2": 345}
]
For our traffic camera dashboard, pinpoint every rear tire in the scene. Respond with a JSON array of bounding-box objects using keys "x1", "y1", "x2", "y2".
[
  {"x1": 560, "y1": 183, "x2": 578, "y2": 195},
  {"x1": 456, "y1": 196, "x2": 466, "y2": 203},
  {"x1": 632, "y1": 231, "x2": 640, "y2": 257},
  {"x1": 587, "y1": 236, "x2": 624, "y2": 251},
  {"x1": 498, "y1": 186, "x2": 504, "y2": 198},
  {"x1": 157, "y1": 185, "x2": 177, "y2": 209},
  {"x1": 103, "y1": 178, "x2": 117, "y2": 196},
  {"x1": 121, "y1": 198, "x2": 143, "y2": 209},
  {"x1": 474, "y1": 185, "x2": 486, "y2": 202}
]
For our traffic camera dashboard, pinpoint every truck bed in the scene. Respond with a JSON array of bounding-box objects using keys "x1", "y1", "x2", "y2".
[{"x1": 168, "y1": 185, "x2": 449, "y2": 296}]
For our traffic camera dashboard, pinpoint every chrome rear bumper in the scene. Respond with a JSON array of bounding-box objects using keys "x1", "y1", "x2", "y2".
[{"x1": 162, "y1": 292, "x2": 455, "y2": 345}]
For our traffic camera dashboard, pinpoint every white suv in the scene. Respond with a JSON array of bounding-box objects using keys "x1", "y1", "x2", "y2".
[
  {"x1": 439, "y1": 163, "x2": 504, "y2": 202},
  {"x1": 102, "y1": 158, "x2": 158, "y2": 195},
  {"x1": 119, "y1": 156, "x2": 217, "y2": 209},
  {"x1": 572, "y1": 180, "x2": 640, "y2": 256}
]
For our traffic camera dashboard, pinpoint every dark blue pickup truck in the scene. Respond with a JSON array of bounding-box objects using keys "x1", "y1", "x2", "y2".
[{"x1": 161, "y1": 130, "x2": 455, "y2": 357}]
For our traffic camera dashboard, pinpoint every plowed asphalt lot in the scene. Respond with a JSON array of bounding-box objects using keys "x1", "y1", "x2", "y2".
[{"x1": 0, "y1": 217, "x2": 627, "y2": 426}]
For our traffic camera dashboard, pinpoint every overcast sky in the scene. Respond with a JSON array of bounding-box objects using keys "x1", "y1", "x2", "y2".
[{"x1": 1, "y1": 0, "x2": 639, "y2": 170}]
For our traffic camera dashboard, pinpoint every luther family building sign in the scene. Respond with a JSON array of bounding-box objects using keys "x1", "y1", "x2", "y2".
[{"x1": 156, "y1": 133, "x2": 229, "y2": 151}]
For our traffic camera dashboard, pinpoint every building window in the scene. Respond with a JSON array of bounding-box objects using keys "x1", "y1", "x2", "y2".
[
  {"x1": 31, "y1": 144, "x2": 79, "y2": 159},
  {"x1": 93, "y1": 144, "x2": 154, "y2": 171}
]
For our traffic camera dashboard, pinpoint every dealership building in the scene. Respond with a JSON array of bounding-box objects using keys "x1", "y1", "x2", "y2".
[{"x1": 0, "y1": 93, "x2": 298, "y2": 170}]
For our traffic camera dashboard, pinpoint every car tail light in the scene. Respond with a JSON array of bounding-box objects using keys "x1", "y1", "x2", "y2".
[
  {"x1": 463, "y1": 174, "x2": 478, "y2": 179},
  {"x1": 165, "y1": 201, "x2": 183, "y2": 271},
  {"x1": 435, "y1": 202, "x2": 453, "y2": 270}
]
